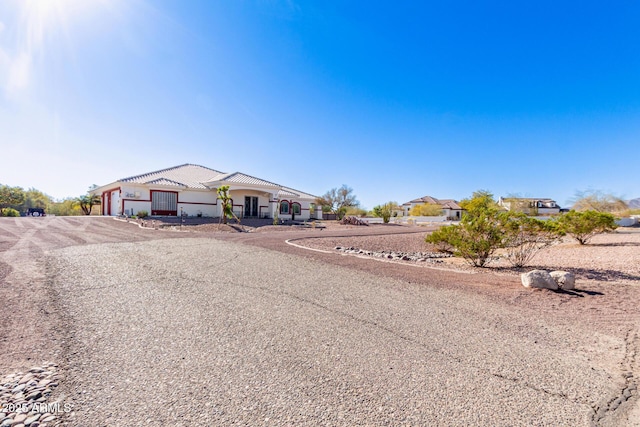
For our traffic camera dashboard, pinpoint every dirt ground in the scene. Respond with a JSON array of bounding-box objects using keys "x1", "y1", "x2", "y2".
[{"x1": 1, "y1": 217, "x2": 639, "y2": 425}]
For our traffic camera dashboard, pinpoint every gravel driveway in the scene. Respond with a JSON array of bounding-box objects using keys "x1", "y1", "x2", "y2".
[{"x1": 1, "y1": 218, "x2": 639, "y2": 426}]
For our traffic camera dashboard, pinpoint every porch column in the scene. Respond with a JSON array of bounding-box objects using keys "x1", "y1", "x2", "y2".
[{"x1": 271, "y1": 192, "x2": 279, "y2": 219}]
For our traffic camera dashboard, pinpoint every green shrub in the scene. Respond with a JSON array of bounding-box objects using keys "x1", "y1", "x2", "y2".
[
  {"x1": 137, "y1": 210, "x2": 149, "y2": 218},
  {"x1": 2, "y1": 208, "x2": 20, "y2": 217},
  {"x1": 426, "y1": 192, "x2": 561, "y2": 268},
  {"x1": 553, "y1": 210, "x2": 617, "y2": 245},
  {"x1": 426, "y1": 207, "x2": 504, "y2": 267},
  {"x1": 500, "y1": 212, "x2": 561, "y2": 267},
  {"x1": 426, "y1": 224, "x2": 459, "y2": 254}
]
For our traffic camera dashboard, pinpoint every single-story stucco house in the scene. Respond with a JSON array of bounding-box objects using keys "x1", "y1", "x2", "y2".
[
  {"x1": 497, "y1": 197, "x2": 561, "y2": 216},
  {"x1": 91, "y1": 164, "x2": 322, "y2": 220},
  {"x1": 401, "y1": 195, "x2": 464, "y2": 220}
]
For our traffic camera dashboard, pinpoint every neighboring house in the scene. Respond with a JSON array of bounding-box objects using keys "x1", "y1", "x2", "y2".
[
  {"x1": 91, "y1": 164, "x2": 321, "y2": 220},
  {"x1": 401, "y1": 195, "x2": 464, "y2": 220},
  {"x1": 498, "y1": 197, "x2": 561, "y2": 216}
]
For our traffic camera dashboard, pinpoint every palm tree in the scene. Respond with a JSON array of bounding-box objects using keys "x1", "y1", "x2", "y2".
[{"x1": 75, "y1": 193, "x2": 101, "y2": 215}]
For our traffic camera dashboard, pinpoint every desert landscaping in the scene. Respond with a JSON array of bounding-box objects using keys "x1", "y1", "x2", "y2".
[
  {"x1": 293, "y1": 223, "x2": 640, "y2": 284},
  {"x1": 1, "y1": 217, "x2": 639, "y2": 426}
]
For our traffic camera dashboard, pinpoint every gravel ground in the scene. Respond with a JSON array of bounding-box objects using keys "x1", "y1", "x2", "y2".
[
  {"x1": 294, "y1": 227, "x2": 640, "y2": 284},
  {"x1": 49, "y1": 238, "x2": 620, "y2": 425},
  {"x1": 1, "y1": 218, "x2": 639, "y2": 426}
]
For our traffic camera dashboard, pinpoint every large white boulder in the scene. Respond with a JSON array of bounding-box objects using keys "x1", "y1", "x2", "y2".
[
  {"x1": 521, "y1": 270, "x2": 558, "y2": 290},
  {"x1": 550, "y1": 271, "x2": 576, "y2": 290}
]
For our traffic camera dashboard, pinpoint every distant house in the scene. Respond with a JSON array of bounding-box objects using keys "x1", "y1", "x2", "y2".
[
  {"x1": 91, "y1": 164, "x2": 321, "y2": 220},
  {"x1": 498, "y1": 197, "x2": 561, "y2": 216},
  {"x1": 401, "y1": 195, "x2": 464, "y2": 220}
]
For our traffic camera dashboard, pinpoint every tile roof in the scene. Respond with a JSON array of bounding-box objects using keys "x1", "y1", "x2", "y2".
[
  {"x1": 120, "y1": 164, "x2": 224, "y2": 189},
  {"x1": 276, "y1": 187, "x2": 316, "y2": 200},
  {"x1": 145, "y1": 178, "x2": 187, "y2": 187},
  {"x1": 403, "y1": 195, "x2": 462, "y2": 210},
  {"x1": 213, "y1": 172, "x2": 281, "y2": 188},
  {"x1": 115, "y1": 164, "x2": 318, "y2": 199},
  {"x1": 501, "y1": 197, "x2": 556, "y2": 202},
  {"x1": 281, "y1": 186, "x2": 317, "y2": 200}
]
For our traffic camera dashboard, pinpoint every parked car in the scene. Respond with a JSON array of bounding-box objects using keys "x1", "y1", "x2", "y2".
[{"x1": 27, "y1": 208, "x2": 46, "y2": 217}]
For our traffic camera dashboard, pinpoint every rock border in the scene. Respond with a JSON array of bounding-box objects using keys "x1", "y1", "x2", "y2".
[
  {"x1": 1, "y1": 363, "x2": 65, "y2": 427},
  {"x1": 334, "y1": 246, "x2": 452, "y2": 263}
]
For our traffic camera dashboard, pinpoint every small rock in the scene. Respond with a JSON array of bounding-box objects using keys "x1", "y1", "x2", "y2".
[
  {"x1": 550, "y1": 271, "x2": 575, "y2": 290},
  {"x1": 521, "y1": 270, "x2": 558, "y2": 290},
  {"x1": 610, "y1": 397, "x2": 623, "y2": 410},
  {"x1": 14, "y1": 414, "x2": 28, "y2": 424},
  {"x1": 36, "y1": 380, "x2": 51, "y2": 388},
  {"x1": 12, "y1": 384, "x2": 26, "y2": 393},
  {"x1": 26, "y1": 391, "x2": 42, "y2": 401},
  {"x1": 18, "y1": 374, "x2": 34, "y2": 385},
  {"x1": 24, "y1": 414, "x2": 40, "y2": 426}
]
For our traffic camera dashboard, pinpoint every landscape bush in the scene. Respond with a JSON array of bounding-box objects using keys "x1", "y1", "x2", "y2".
[
  {"x1": 1, "y1": 208, "x2": 20, "y2": 217},
  {"x1": 426, "y1": 191, "x2": 562, "y2": 268},
  {"x1": 553, "y1": 210, "x2": 617, "y2": 245},
  {"x1": 372, "y1": 201, "x2": 399, "y2": 223},
  {"x1": 500, "y1": 212, "x2": 561, "y2": 267},
  {"x1": 426, "y1": 201, "x2": 504, "y2": 267},
  {"x1": 137, "y1": 210, "x2": 149, "y2": 218}
]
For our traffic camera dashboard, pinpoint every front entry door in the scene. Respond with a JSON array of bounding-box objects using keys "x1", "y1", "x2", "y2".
[{"x1": 244, "y1": 196, "x2": 259, "y2": 217}]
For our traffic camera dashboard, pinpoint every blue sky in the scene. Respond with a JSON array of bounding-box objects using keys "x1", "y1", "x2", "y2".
[{"x1": 1, "y1": 0, "x2": 638, "y2": 209}]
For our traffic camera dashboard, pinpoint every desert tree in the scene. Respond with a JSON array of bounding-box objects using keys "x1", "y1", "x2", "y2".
[
  {"x1": 75, "y1": 187, "x2": 101, "y2": 215},
  {"x1": 24, "y1": 188, "x2": 53, "y2": 211},
  {"x1": 47, "y1": 198, "x2": 83, "y2": 216},
  {"x1": 0, "y1": 184, "x2": 26, "y2": 215},
  {"x1": 372, "y1": 201, "x2": 399, "y2": 223},
  {"x1": 571, "y1": 190, "x2": 628, "y2": 214},
  {"x1": 409, "y1": 203, "x2": 443, "y2": 216},
  {"x1": 553, "y1": 210, "x2": 617, "y2": 245},
  {"x1": 459, "y1": 190, "x2": 499, "y2": 212},
  {"x1": 316, "y1": 185, "x2": 359, "y2": 220}
]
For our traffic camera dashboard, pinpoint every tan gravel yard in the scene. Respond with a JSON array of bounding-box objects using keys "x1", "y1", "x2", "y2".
[{"x1": 293, "y1": 226, "x2": 640, "y2": 285}]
